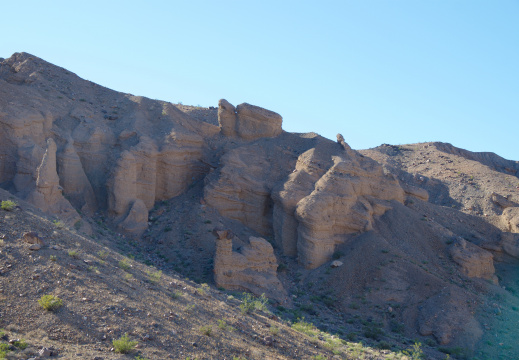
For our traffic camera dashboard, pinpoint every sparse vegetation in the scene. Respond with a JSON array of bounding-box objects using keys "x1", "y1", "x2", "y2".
[
  {"x1": 200, "y1": 325, "x2": 212, "y2": 336},
  {"x1": 38, "y1": 294, "x2": 63, "y2": 311},
  {"x1": 239, "y1": 293, "x2": 268, "y2": 314},
  {"x1": 68, "y1": 250, "x2": 79, "y2": 259},
  {"x1": 402, "y1": 342, "x2": 425, "y2": 359},
  {"x1": 0, "y1": 200, "x2": 16, "y2": 211},
  {"x1": 112, "y1": 333, "x2": 137, "y2": 353},
  {"x1": 269, "y1": 326, "x2": 279, "y2": 336},
  {"x1": 147, "y1": 269, "x2": 162, "y2": 283},
  {"x1": 119, "y1": 259, "x2": 132, "y2": 270},
  {"x1": 11, "y1": 339, "x2": 27, "y2": 350},
  {"x1": 49, "y1": 255, "x2": 57, "y2": 261},
  {"x1": 53, "y1": 220, "x2": 65, "y2": 229}
]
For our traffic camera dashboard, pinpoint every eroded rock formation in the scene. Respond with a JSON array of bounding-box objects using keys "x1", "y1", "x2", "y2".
[
  {"x1": 218, "y1": 99, "x2": 282, "y2": 140},
  {"x1": 213, "y1": 229, "x2": 286, "y2": 302},
  {"x1": 449, "y1": 238, "x2": 497, "y2": 282}
]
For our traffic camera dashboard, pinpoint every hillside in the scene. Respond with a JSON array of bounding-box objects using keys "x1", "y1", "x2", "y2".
[{"x1": 1, "y1": 52, "x2": 519, "y2": 359}]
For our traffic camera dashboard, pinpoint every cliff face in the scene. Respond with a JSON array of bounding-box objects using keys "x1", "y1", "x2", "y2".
[{"x1": 0, "y1": 52, "x2": 217, "y2": 237}]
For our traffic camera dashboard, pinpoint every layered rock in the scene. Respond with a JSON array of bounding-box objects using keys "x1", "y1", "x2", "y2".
[
  {"x1": 204, "y1": 143, "x2": 295, "y2": 236},
  {"x1": 26, "y1": 139, "x2": 80, "y2": 223},
  {"x1": 501, "y1": 207, "x2": 519, "y2": 233},
  {"x1": 117, "y1": 199, "x2": 148, "y2": 239},
  {"x1": 213, "y1": 229, "x2": 286, "y2": 302},
  {"x1": 273, "y1": 141, "x2": 405, "y2": 268},
  {"x1": 449, "y1": 238, "x2": 497, "y2": 282},
  {"x1": 218, "y1": 99, "x2": 282, "y2": 140},
  {"x1": 0, "y1": 53, "x2": 216, "y2": 238},
  {"x1": 57, "y1": 138, "x2": 97, "y2": 215}
]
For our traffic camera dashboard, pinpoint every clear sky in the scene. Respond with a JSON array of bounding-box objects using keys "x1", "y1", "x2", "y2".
[{"x1": 2, "y1": 1, "x2": 518, "y2": 160}]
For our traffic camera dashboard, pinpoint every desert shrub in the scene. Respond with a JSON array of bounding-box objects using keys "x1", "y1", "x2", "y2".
[
  {"x1": 12, "y1": 339, "x2": 27, "y2": 349},
  {"x1": 147, "y1": 269, "x2": 162, "y2": 283},
  {"x1": 53, "y1": 220, "x2": 65, "y2": 229},
  {"x1": 332, "y1": 251, "x2": 344, "y2": 259},
  {"x1": 97, "y1": 250, "x2": 108, "y2": 259},
  {"x1": 200, "y1": 325, "x2": 212, "y2": 336},
  {"x1": 38, "y1": 295, "x2": 63, "y2": 311},
  {"x1": 0, "y1": 343, "x2": 9, "y2": 358},
  {"x1": 239, "y1": 293, "x2": 268, "y2": 314},
  {"x1": 363, "y1": 323, "x2": 384, "y2": 340},
  {"x1": 68, "y1": 250, "x2": 79, "y2": 259},
  {"x1": 0, "y1": 200, "x2": 15, "y2": 211},
  {"x1": 402, "y1": 342, "x2": 425, "y2": 359},
  {"x1": 74, "y1": 220, "x2": 82, "y2": 230},
  {"x1": 438, "y1": 346, "x2": 470, "y2": 359},
  {"x1": 197, "y1": 283, "x2": 210, "y2": 296},
  {"x1": 269, "y1": 326, "x2": 279, "y2": 336},
  {"x1": 112, "y1": 333, "x2": 137, "y2": 353},
  {"x1": 119, "y1": 259, "x2": 132, "y2": 270},
  {"x1": 390, "y1": 320, "x2": 405, "y2": 334},
  {"x1": 292, "y1": 319, "x2": 319, "y2": 337},
  {"x1": 49, "y1": 255, "x2": 57, "y2": 261}
]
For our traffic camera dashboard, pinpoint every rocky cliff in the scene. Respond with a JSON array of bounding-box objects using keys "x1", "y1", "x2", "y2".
[{"x1": 2, "y1": 52, "x2": 519, "y2": 357}]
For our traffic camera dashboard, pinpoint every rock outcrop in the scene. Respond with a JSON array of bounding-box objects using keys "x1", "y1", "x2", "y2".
[
  {"x1": 273, "y1": 142, "x2": 405, "y2": 268},
  {"x1": 218, "y1": 99, "x2": 282, "y2": 140},
  {"x1": 117, "y1": 199, "x2": 148, "y2": 239},
  {"x1": 449, "y1": 238, "x2": 497, "y2": 282},
  {"x1": 26, "y1": 138, "x2": 82, "y2": 226},
  {"x1": 213, "y1": 229, "x2": 286, "y2": 302},
  {"x1": 501, "y1": 207, "x2": 519, "y2": 233},
  {"x1": 418, "y1": 288, "x2": 482, "y2": 346},
  {"x1": 0, "y1": 53, "x2": 215, "y2": 236},
  {"x1": 492, "y1": 192, "x2": 518, "y2": 209}
]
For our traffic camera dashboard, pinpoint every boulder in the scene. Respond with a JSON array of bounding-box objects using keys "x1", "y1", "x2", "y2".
[
  {"x1": 217, "y1": 99, "x2": 282, "y2": 140},
  {"x1": 235, "y1": 103, "x2": 282, "y2": 140},
  {"x1": 449, "y1": 238, "x2": 497, "y2": 282},
  {"x1": 117, "y1": 199, "x2": 148, "y2": 239},
  {"x1": 501, "y1": 207, "x2": 519, "y2": 233},
  {"x1": 213, "y1": 230, "x2": 286, "y2": 302},
  {"x1": 22, "y1": 231, "x2": 44, "y2": 245},
  {"x1": 418, "y1": 288, "x2": 482, "y2": 346},
  {"x1": 491, "y1": 192, "x2": 517, "y2": 209},
  {"x1": 500, "y1": 232, "x2": 519, "y2": 258}
]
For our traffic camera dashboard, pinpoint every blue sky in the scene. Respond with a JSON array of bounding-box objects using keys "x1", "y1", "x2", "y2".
[{"x1": 2, "y1": 1, "x2": 518, "y2": 160}]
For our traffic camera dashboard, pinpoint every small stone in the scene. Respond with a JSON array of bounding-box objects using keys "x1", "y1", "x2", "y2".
[
  {"x1": 39, "y1": 347, "x2": 52, "y2": 356},
  {"x1": 23, "y1": 232, "x2": 45, "y2": 245},
  {"x1": 331, "y1": 260, "x2": 343, "y2": 268},
  {"x1": 264, "y1": 336, "x2": 273, "y2": 346},
  {"x1": 29, "y1": 243, "x2": 42, "y2": 250},
  {"x1": 192, "y1": 342, "x2": 198, "y2": 347}
]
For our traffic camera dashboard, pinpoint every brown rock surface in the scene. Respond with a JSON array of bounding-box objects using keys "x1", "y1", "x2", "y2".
[
  {"x1": 217, "y1": 99, "x2": 282, "y2": 140},
  {"x1": 449, "y1": 238, "x2": 497, "y2": 281},
  {"x1": 213, "y1": 230, "x2": 286, "y2": 302}
]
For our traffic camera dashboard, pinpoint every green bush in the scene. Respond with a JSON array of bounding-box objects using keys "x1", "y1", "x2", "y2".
[
  {"x1": 38, "y1": 295, "x2": 63, "y2": 311},
  {"x1": 239, "y1": 293, "x2": 268, "y2": 314},
  {"x1": 147, "y1": 269, "x2": 162, "y2": 283},
  {"x1": 12, "y1": 339, "x2": 27, "y2": 349},
  {"x1": 402, "y1": 342, "x2": 425, "y2": 360},
  {"x1": 119, "y1": 259, "x2": 132, "y2": 270},
  {"x1": 200, "y1": 325, "x2": 212, "y2": 336},
  {"x1": 0, "y1": 200, "x2": 16, "y2": 211},
  {"x1": 0, "y1": 343, "x2": 9, "y2": 358},
  {"x1": 112, "y1": 333, "x2": 137, "y2": 353}
]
